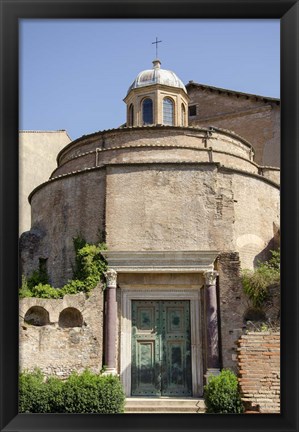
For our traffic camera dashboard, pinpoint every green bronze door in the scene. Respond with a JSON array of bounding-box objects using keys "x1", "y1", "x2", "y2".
[{"x1": 131, "y1": 300, "x2": 192, "y2": 396}]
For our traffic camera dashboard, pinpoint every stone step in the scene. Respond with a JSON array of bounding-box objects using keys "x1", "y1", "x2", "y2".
[{"x1": 125, "y1": 397, "x2": 206, "y2": 414}]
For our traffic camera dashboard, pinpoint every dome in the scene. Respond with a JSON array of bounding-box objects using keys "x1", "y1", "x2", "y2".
[{"x1": 127, "y1": 60, "x2": 187, "y2": 95}]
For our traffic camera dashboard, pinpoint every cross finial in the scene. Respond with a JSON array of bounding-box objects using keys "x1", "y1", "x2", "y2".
[{"x1": 152, "y1": 36, "x2": 162, "y2": 59}]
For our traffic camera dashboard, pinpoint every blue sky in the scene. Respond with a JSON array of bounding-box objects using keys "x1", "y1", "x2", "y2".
[{"x1": 20, "y1": 19, "x2": 280, "y2": 140}]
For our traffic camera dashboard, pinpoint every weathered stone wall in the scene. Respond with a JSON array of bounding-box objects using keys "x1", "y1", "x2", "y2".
[
  {"x1": 106, "y1": 164, "x2": 278, "y2": 270},
  {"x1": 187, "y1": 85, "x2": 280, "y2": 168},
  {"x1": 22, "y1": 160, "x2": 279, "y2": 286},
  {"x1": 22, "y1": 125, "x2": 279, "y2": 287},
  {"x1": 19, "y1": 286, "x2": 104, "y2": 378},
  {"x1": 106, "y1": 164, "x2": 236, "y2": 252},
  {"x1": 232, "y1": 172, "x2": 280, "y2": 269},
  {"x1": 21, "y1": 170, "x2": 106, "y2": 287},
  {"x1": 237, "y1": 332, "x2": 280, "y2": 413},
  {"x1": 216, "y1": 252, "x2": 248, "y2": 372}
]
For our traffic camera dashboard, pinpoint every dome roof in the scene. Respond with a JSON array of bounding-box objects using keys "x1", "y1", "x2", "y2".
[{"x1": 127, "y1": 60, "x2": 187, "y2": 95}]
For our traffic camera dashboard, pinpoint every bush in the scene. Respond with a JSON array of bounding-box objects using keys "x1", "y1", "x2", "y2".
[
  {"x1": 27, "y1": 265, "x2": 49, "y2": 290},
  {"x1": 73, "y1": 239, "x2": 107, "y2": 284},
  {"x1": 19, "y1": 369, "x2": 63, "y2": 413},
  {"x1": 19, "y1": 369, "x2": 125, "y2": 414},
  {"x1": 63, "y1": 370, "x2": 125, "y2": 413},
  {"x1": 242, "y1": 249, "x2": 280, "y2": 308},
  {"x1": 203, "y1": 369, "x2": 244, "y2": 414}
]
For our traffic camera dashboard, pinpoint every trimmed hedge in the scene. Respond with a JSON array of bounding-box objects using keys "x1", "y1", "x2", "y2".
[
  {"x1": 203, "y1": 369, "x2": 244, "y2": 414},
  {"x1": 19, "y1": 369, "x2": 125, "y2": 413}
]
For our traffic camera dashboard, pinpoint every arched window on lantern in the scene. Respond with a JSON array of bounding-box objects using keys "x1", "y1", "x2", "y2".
[
  {"x1": 163, "y1": 97, "x2": 174, "y2": 126},
  {"x1": 181, "y1": 104, "x2": 186, "y2": 126},
  {"x1": 128, "y1": 103, "x2": 134, "y2": 126},
  {"x1": 142, "y1": 98, "x2": 153, "y2": 125}
]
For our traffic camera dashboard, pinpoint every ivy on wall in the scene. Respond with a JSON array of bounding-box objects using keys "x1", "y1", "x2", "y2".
[{"x1": 19, "y1": 237, "x2": 107, "y2": 299}]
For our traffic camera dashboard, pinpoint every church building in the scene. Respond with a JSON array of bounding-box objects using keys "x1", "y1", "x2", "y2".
[{"x1": 20, "y1": 59, "x2": 280, "y2": 399}]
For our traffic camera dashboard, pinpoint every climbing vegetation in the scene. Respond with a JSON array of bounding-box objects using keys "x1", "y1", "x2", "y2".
[
  {"x1": 242, "y1": 249, "x2": 280, "y2": 309},
  {"x1": 19, "y1": 237, "x2": 107, "y2": 299}
]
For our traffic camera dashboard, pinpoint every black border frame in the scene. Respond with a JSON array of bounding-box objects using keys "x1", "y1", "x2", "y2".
[{"x1": 0, "y1": 1, "x2": 298, "y2": 431}]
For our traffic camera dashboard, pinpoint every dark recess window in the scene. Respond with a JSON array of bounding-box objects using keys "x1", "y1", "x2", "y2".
[{"x1": 188, "y1": 105, "x2": 197, "y2": 116}]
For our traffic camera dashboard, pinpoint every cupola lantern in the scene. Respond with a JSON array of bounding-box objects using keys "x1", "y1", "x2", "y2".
[{"x1": 124, "y1": 60, "x2": 189, "y2": 127}]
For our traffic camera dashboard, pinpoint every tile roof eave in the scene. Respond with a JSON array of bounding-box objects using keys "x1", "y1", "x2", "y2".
[{"x1": 186, "y1": 82, "x2": 280, "y2": 104}]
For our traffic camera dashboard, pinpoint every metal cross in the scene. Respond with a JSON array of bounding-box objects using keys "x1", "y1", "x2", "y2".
[{"x1": 152, "y1": 37, "x2": 162, "y2": 59}]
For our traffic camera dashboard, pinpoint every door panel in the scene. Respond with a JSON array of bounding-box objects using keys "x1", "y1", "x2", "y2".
[
  {"x1": 131, "y1": 301, "x2": 161, "y2": 395},
  {"x1": 162, "y1": 301, "x2": 192, "y2": 396},
  {"x1": 131, "y1": 300, "x2": 192, "y2": 397}
]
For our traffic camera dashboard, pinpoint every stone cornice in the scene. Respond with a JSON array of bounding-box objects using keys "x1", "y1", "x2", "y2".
[
  {"x1": 56, "y1": 125, "x2": 255, "y2": 165},
  {"x1": 28, "y1": 160, "x2": 279, "y2": 204},
  {"x1": 101, "y1": 251, "x2": 218, "y2": 273}
]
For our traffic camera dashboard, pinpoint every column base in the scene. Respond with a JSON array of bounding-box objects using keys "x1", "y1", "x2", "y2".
[{"x1": 102, "y1": 367, "x2": 118, "y2": 376}]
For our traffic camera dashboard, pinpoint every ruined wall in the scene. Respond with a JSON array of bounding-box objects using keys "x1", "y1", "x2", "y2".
[
  {"x1": 19, "y1": 286, "x2": 104, "y2": 378},
  {"x1": 216, "y1": 252, "x2": 248, "y2": 372},
  {"x1": 21, "y1": 170, "x2": 106, "y2": 287},
  {"x1": 237, "y1": 332, "x2": 280, "y2": 413},
  {"x1": 187, "y1": 85, "x2": 280, "y2": 167}
]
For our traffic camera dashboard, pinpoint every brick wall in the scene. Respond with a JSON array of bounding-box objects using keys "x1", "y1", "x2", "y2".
[
  {"x1": 187, "y1": 85, "x2": 280, "y2": 168},
  {"x1": 237, "y1": 332, "x2": 280, "y2": 413}
]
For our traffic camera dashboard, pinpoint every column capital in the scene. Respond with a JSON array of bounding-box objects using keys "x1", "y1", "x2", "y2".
[
  {"x1": 204, "y1": 270, "x2": 218, "y2": 286},
  {"x1": 105, "y1": 268, "x2": 117, "y2": 288}
]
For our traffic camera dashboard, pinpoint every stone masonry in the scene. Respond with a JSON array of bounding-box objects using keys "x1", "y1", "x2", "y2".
[
  {"x1": 19, "y1": 285, "x2": 104, "y2": 378},
  {"x1": 216, "y1": 252, "x2": 248, "y2": 371}
]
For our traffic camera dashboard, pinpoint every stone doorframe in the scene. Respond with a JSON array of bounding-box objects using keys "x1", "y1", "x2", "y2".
[
  {"x1": 102, "y1": 251, "x2": 220, "y2": 397},
  {"x1": 120, "y1": 288, "x2": 203, "y2": 397}
]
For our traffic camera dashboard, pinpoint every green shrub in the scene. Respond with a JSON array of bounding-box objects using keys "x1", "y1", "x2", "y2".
[
  {"x1": 27, "y1": 266, "x2": 49, "y2": 290},
  {"x1": 44, "y1": 376, "x2": 65, "y2": 413},
  {"x1": 19, "y1": 369, "x2": 125, "y2": 414},
  {"x1": 60, "y1": 279, "x2": 86, "y2": 296},
  {"x1": 63, "y1": 370, "x2": 125, "y2": 414},
  {"x1": 242, "y1": 249, "x2": 280, "y2": 308},
  {"x1": 19, "y1": 369, "x2": 63, "y2": 413},
  {"x1": 203, "y1": 369, "x2": 244, "y2": 414},
  {"x1": 19, "y1": 275, "x2": 33, "y2": 299},
  {"x1": 30, "y1": 284, "x2": 62, "y2": 299},
  {"x1": 73, "y1": 241, "x2": 108, "y2": 289}
]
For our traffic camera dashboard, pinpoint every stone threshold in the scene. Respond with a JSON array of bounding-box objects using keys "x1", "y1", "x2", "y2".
[{"x1": 125, "y1": 397, "x2": 206, "y2": 414}]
